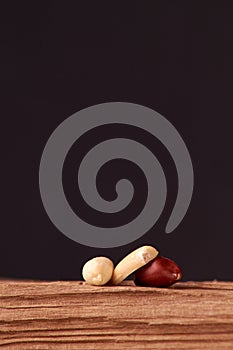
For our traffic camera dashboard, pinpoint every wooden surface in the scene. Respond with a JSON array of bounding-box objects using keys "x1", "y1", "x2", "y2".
[{"x1": 0, "y1": 280, "x2": 233, "y2": 349}]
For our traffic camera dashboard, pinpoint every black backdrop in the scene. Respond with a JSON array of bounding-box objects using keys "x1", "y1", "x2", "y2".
[{"x1": 1, "y1": 1, "x2": 233, "y2": 281}]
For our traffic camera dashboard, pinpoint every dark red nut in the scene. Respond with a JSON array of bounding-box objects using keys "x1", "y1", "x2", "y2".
[{"x1": 134, "y1": 256, "x2": 182, "y2": 287}]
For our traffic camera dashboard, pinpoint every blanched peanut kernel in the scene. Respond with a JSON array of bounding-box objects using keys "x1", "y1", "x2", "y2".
[{"x1": 82, "y1": 257, "x2": 114, "y2": 286}]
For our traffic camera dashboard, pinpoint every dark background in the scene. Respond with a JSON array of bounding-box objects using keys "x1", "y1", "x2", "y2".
[{"x1": 1, "y1": 1, "x2": 233, "y2": 281}]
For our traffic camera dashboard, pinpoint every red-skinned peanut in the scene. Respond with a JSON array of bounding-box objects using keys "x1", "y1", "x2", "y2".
[{"x1": 134, "y1": 256, "x2": 182, "y2": 287}]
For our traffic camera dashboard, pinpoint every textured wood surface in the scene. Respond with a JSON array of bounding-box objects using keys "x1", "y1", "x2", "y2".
[{"x1": 0, "y1": 280, "x2": 233, "y2": 349}]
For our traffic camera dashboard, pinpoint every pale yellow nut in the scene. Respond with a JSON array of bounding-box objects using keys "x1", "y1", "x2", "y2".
[
  {"x1": 111, "y1": 245, "x2": 159, "y2": 285},
  {"x1": 82, "y1": 257, "x2": 114, "y2": 286}
]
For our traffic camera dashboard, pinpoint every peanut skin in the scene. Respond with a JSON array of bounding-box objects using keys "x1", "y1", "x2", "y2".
[{"x1": 134, "y1": 256, "x2": 182, "y2": 287}]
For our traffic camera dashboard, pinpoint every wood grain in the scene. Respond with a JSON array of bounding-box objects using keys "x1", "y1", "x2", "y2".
[{"x1": 0, "y1": 280, "x2": 233, "y2": 349}]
